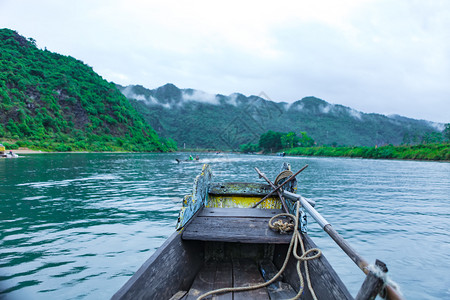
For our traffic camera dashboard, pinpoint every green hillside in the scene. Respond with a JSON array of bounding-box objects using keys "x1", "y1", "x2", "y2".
[
  {"x1": 285, "y1": 144, "x2": 450, "y2": 161},
  {"x1": 118, "y1": 84, "x2": 443, "y2": 150},
  {"x1": 0, "y1": 29, "x2": 175, "y2": 152}
]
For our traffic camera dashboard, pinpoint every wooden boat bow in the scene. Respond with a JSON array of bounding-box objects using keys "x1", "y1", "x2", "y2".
[{"x1": 112, "y1": 163, "x2": 403, "y2": 300}]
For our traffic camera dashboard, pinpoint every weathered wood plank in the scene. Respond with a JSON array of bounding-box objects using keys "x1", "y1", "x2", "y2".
[
  {"x1": 273, "y1": 233, "x2": 354, "y2": 300},
  {"x1": 233, "y1": 259, "x2": 269, "y2": 300},
  {"x1": 355, "y1": 260, "x2": 388, "y2": 300},
  {"x1": 209, "y1": 182, "x2": 273, "y2": 196},
  {"x1": 186, "y1": 261, "x2": 216, "y2": 300},
  {"x1": 186, "y1": 261, "x2": 233, "y2": 300},
  {"x1": 111, "y1": 232, "x2": 204, "y2": 300},
  {"x1": 205, "y1": 242, "x2": 273, "y2": 262},
  {"x1": 213, "y1": 261, "x2": 233, "y2": 300},
  {"x1": 259, "y1": 260, "x2": 297, "y2": 299},
  {"x1": 182, "y1": 216, "x2": 292, "y2": 244},
  {"x1": 176, "y1": 164, "x2": 213, "y2": 229},
  {"x1": 169, "y1": 290, "x2": 188, "y2": 300},
  {"x1": 197, "y1": 207, "x2": 283, "y2": 218}
]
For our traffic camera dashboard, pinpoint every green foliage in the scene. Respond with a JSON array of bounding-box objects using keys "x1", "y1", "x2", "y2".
[
  {"x1": 259, "y1": 130, "x2": 283, "y2": 152},
  {"x1": 256, "y1": 130, "x2": 315, "y2": 153},
  {"x1": 280, "y1": 132, "x2": 298, "y2": 149},
  {"x1": 1, "y1": 141, "x2": 19, "y2": 150},
  {"x1": 240, "y1": 143, "x2": 260, "y2": 153},
  {"x1": 119, "y1": 84, "x2": 442, "y2": 151},
  {"x1": 284, "y1": 144, "x2": 450, "y2": 161},
  {"x1": 421, "y1": 132, "x2": 443, "y2": 144},
  {"x1": 0, "y1": 29, "x2": 176, "y2": 152},
  {"x1": 160, "y1": 137, "x2": 178, "y2": 151},
  {"x1": 443, "y1": 124, "x2": 450, "y2": 142},
  {"x1": 297, "y1": 132, "x2": 315, "y2": 147}
]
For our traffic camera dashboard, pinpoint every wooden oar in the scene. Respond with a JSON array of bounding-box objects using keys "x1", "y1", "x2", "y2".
[
  {"x1": 251, "y1": 164, "x2": 308, "y2": 208},
  {"x1": 254, "y1": 167, "x2": 289, "y2": 213},
  {"x1": 283, "y1": 191, "x2": 405, "y2": 300}
]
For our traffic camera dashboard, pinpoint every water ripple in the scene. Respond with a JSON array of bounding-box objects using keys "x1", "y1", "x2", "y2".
[{"x1": 0, "y1": 153, "x2": 448, "y2": 300}]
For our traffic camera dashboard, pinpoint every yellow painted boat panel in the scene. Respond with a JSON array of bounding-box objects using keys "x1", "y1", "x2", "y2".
[{"x1": 207, "y1": 195, "x2": 282, "y2": 209}]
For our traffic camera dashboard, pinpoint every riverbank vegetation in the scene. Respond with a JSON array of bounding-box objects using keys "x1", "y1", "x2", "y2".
[
  {"x1": 240, "y1": 130, "x2": 315, "y2": 153},
  {"x1": 241, "y1": 128, "x2": 450, "y2": 161},
  {"x1": 284, "y1": 143, "x2": 450, "y2": 161},
  {"x1": 0, "y1": 136, "x2": 177, "y2": 152}
]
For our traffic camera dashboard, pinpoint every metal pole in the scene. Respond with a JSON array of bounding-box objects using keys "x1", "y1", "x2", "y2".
[
  {"x1": 282, "y1": 191, "x2": 404, "y2": 300},
  {"x1": 284, "y1": 192, "x2": 327, "y2": 227}
]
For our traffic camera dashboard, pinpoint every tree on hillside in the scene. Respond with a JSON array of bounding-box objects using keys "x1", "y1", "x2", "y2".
[
  {"x1": 402, "y1": 132, "x2": 411, "y2": 145},
  {"x1": 422, "y1": 132, "x2": 443, "y2": 144},
  {"x1": 0, "y1": 29, "x2": 175, "y2": 152},
  {"x1": 298, "y1": 131, "x2": 315, "y2": 147},
  {"x1": 259, "y1": 130, "x2": 283, "y2": 152},
  {"x1": 240, "y1": 143, "x2": 260, "y2": 153},
  {"x1": 258, "y1": 130, "x2": 315, "y2": 152},
  {"x1": 281, "y1": 132, "x2": 298, "y2": 149},
  {"x1": 444, "y1": 124, "x2": 450, "y2": 142}
]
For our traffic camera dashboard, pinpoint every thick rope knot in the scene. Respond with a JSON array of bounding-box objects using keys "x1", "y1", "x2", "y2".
[{"x1": 269, "y1": 214, "x2": 295, "y2": 234}]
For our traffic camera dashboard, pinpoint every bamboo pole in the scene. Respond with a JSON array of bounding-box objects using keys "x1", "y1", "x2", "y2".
[
  {"x1": 254, "y1": 167, "x2": 289, "y2": 213},
  {"x1": 251, "y1": 164, "x2": 308, "y2": 208},
  {"x1": 283, "y1": 191, "x2": 405, "y2": 300}
]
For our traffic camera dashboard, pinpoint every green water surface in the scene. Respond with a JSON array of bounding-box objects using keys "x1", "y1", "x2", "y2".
[{"x1": 1, "y1": 153, "x2": 449, "y2": 300}]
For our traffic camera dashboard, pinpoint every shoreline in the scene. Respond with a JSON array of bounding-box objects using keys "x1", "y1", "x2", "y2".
[
  {"x1": 8, "y1": 148, "x2": 46, "y2": 154},
  {"x1": 5, "y1": 147, "x2": 449, "y2": 162}
]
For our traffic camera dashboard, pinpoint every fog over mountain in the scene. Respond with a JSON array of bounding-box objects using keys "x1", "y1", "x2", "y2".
[{"x1": 118, "y1": 83, "x2": 442, "y2": 150}]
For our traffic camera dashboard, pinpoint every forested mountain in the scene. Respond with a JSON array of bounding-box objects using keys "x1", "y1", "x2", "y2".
[
  {"x1": 0, "y1": 28, "x2": 442, "y2": 152},
  {"x1": 0, "y1": 29, "x2": 174, "y2": 152},
  {"x1": 118, "y1": 83, "x2": 443, "y2": 150}
]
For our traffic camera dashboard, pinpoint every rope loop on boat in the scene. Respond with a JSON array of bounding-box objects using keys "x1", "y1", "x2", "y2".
[
  {"x1": 275, "y1": 170, "x2": 294, "y2": 186},
  {"x1": 196, "y1": 202, "x2": 321, "y2": 300},
  {"x1": 268, "y1": 213, "x2": 295, "y2": 234}
]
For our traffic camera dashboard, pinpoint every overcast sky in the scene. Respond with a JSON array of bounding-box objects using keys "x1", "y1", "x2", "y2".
[{"x1": 1, "y1": 0, "x2": 449, "y2": 123}]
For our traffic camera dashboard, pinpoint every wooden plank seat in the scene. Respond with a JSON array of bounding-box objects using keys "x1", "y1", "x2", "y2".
[{"x1": 182, "y1": 208, "x2": 292, "y2": 244}]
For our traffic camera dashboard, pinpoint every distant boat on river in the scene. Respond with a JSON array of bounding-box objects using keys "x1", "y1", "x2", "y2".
[
  {"x1": 176, "y1": 155, "x2": 200, "y2": 163},
  {"x1": 0, "y1": 144, "x2": 18, "y2": 158}
]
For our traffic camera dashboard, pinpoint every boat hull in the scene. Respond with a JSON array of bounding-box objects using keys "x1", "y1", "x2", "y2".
[
  {"x1": 112, "y1": 164, "x2": 353, "y2": 299},
  {"x1": 112, "y1": 223, "x2": 353, "y2": 300},
  {"x1": 112, "y1": 232, "x2": 204, "y2": 300}
]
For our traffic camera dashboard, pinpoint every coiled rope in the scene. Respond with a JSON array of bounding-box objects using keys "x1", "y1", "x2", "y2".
[{"x1": 197, "y1": 202, "x2": 322, "y2": 300}]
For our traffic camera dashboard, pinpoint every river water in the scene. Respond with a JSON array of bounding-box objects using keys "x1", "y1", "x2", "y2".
[{"x1": 0, "y1": 153, "x2": 449, "y2": 300}]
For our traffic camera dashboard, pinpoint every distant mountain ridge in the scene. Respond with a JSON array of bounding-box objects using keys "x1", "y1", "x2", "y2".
[
  {"x1": 118, "y1": 83, "x2": 442, "y2": 150},
  {"x1": 1, "y1": 28, "x2": 440, "y2": 152}
]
